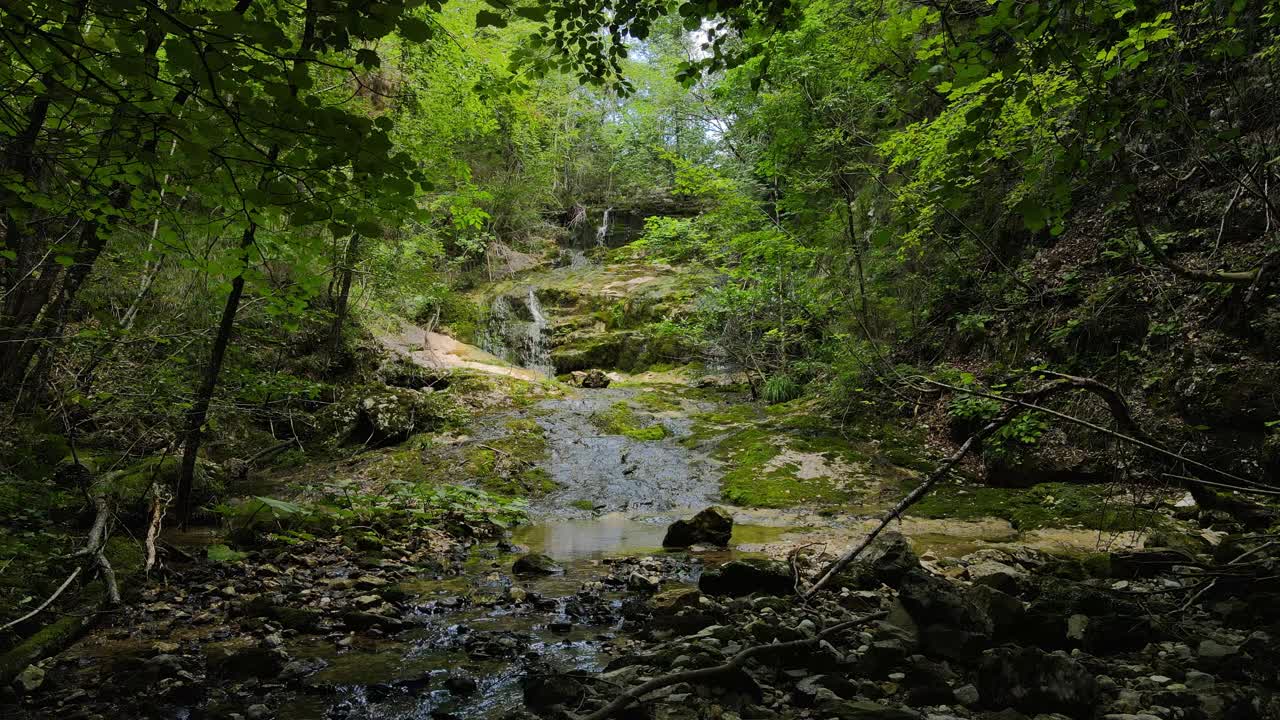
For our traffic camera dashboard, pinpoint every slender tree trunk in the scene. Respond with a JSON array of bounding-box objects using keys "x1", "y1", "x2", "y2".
[
  {"x1": 330, "y1": 232, "x2": 361, "y2": 356},
  {"x1": 175, "y1": 226, "x2": 255, "y2": 523},
  {"x1": 175, "y1": 0, "x2": 314, "y2": 525}
]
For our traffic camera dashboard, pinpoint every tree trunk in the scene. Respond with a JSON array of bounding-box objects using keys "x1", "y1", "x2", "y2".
[
  {"x1": 175, "y1": 226, "x2": 255, "y2": 524},
  {"x1": 175, "y1": 0, "x2": 314, "y2": 525},
  {"x1": 329, "y1": 232, "x2": 361, "y2": 356}
]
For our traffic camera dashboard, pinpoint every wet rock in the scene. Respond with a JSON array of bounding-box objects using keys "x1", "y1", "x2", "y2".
[
  {"x1": 814, "y1": 699, "x2": 922, "y2": 720},
  {"x1": 699, "y1": 558, "x2": 793, "y2": 597},
  {"x1": 343, "y1": 610, "x2": 404, "y2": 631},
  {"x1": 512, "y1": 553, "x2": 564, "y2": 576},
  {"x1": 246, "y1": 704, "x2": 271, "y2": 720},
  {"x1": 205, "y1": 644, "x2": 288, "y2": 680},
  {"x1": 628, "y1": 572, "x2": 660, "y2": 592},
  {"x1": 652, "y1": 588, "x2": 701, "y2": 612},
  {"x1": 521, "y1": 666, "x2": 585, "y2": 708},
  {"x1": 977, "y1": 646, "x2": 1100, "y2": 718},
  {"x1": 464, "y1": 630, "x2": 533, "y2": 659},
  {"x1": 966, "y1": 560, "x2": 1027, "y2": 594},
  {"x1": 570, "y1": 369, "x2": 611, "y2": 388},
  {"x1": 13, "y1": 665, "x2": 44, "y2": 694},
  {"x1": 662, "y1": 506, "x2": 733, "y2": 548},
  {"x1": 280, "y1": 657, "x2": 329, "y2": 682},
  {"x1": 445, "y1": 675, "x2": 478, "y2": 696},
  {"x1": 860, "y1": 532, "x2": 921, "y2": 587}
]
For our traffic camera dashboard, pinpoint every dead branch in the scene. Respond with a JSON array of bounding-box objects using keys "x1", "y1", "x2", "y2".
[
  {"x1": 145, "y1": 482, "x2": 171, "y2": 574},
  {"x1": 0, "y1": 567, "x2": 82, "y2": 633},
  {"x1": 1127, "y1": 176, "x2": 1263, "y2": 285},
  {"x1": 575, "y1": 610, "x2": 887, "y2": 720},
  {"x1": 924, "y1": 376, "x2": 1280, "y2": 495}
]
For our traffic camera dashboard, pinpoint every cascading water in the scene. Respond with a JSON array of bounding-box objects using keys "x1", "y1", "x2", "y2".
[
  {"x1": 480, "y1": 287, "x2": 555, "y2": 377},
  {"x1": 595, "y1": 207, "x2": 612, "y2": 246}
]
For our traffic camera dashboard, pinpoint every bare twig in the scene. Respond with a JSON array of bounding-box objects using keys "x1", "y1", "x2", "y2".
[
  {"x1": 0, "y1": 567, "x2": 82, "y2": 633},
  {"x1": 575, "y1": 610, "x2": 887, "y2": 720}
]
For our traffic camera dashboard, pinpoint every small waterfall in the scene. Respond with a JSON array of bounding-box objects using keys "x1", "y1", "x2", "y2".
[
  {"x1": 480, "y1": 287, "x2": 555, "y2": 376},
  {"x1": 595, "y1": 207, "x2": 612, "y2": 246}
]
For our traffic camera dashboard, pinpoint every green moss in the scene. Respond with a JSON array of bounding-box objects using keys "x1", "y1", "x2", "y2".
[
  {"x1": 589, "y1": 401, "x2": 668, "y2": 441},
  {"x1": 568, "y1": 499, "x2": 597, "y2": 511},
  {"x1": 633, "y1": 390, "x2": 683, "y2": 413},
  {"x1": 461, "y1": 419, "x2": 556, "y2": 496},
  {"x1": 713, "y1": 428, "x2": 858, "y2": 508},
  {"x1": 908, "y1": 479, "x2": 1160, "y2": 531}
]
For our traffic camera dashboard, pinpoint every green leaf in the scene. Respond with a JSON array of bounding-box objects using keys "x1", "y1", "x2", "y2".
[
  {"x1": 514, "y1": 6, "x2": 548, "y2": 21},
  {"x1": 476, "y1": 10, "x2": 507, "y2": 28},
  {"x1": 399, "y1": 17, "x2": 434, "y2": 42},
  {"x1": 355, "y1": 48, "x2": 380, "y2": 68}
]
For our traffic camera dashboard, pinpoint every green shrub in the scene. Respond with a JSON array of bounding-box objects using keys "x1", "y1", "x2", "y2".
[{"x1": 762, "y1": 374, "x2": 802, "y2": 404}]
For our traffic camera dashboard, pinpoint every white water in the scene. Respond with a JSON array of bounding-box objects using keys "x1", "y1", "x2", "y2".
[
  {"x1": 480, "y1": 287, "x2": 554, "y2": 377},
  {"x1": 595, "y1": 207, "x2": 612, "y2": 246}
]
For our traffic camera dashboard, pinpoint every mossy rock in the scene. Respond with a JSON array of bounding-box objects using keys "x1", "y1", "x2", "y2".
[
  {"x1": 909, "y1": 479, "x2": 1159, "y2": 531},
  {"x1": 551, "y1": 332, "x2": 630, "y2": 373},
  {"x1": 589, "y1": 402, "x2": 668, "y2": 441},
  {"x1": 461, "y1": 419, "x2": 556, "y2": 497},
  {"x1": 324, "y1": 385, "x2": 467, "y2": 446}
]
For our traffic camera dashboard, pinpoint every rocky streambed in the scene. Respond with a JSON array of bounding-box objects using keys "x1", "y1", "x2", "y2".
[{"x1": 7, "y1": 374, "x2": 1274, "y2": 720}]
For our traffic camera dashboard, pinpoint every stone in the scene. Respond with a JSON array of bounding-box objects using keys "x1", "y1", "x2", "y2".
[
  {"x1": 13, "y1": 665, "x2": 44, "y2": 694},
  {"x1": 966, "y1": 585, "x2": 1024, "y2": 643},
  {"x1": 205, "y1": 645, "x2": 288, "y2": 680},
  {"x1": 1109, "y1": 548, "x2": 1197, "y2": 579},
  {"x1": 977, "y1": 646, "x2": 1100, "y2": 718},
  {"x1": 953, "y1": 683, "x2": 980, "y2": 706},
  {"x1": 521, "y1": 667, "x2": 585, "y2": 708},
  {"x1": 859, "y1": 532, "x2": 921, "y2": 587},
  {"x1": 662, "y1": 506, "x2": 734, "y2": 548},
  {"x1": 578, "y1": 369, "x2": 611, "y2": 388},
  {"x1": 627, "y1": 572, "x2": 660, "y2": 592},
  {"x1": 966, "y1": 560, "x2": 1026, "y2": 594},
  {"x1": 814, "y1": 699, "x2": 923, "y2": 720},
  {"x1": 652, "y1": 588, "x2": 701, "y2": 612},
  {"x1": 445, "y1": 675, "x2": 478, "y2": 696},
  {"x1": 246, "y1": 705, "x2": 271, "y2": 720},
  {"x1": 897, "y1": 569, "x2": 992, "y2": 634},
  {"x1": 145, "y1": 654, "x2": 185, "y2": 678},
  {"x1": 512, "y1": 553, "x2": 564, "y2": 576},
  {"x1": 699, "y1": 558, "x2": 794, "y2": 597}
]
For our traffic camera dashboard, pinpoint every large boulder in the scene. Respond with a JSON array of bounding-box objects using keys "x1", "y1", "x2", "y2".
[
  {"x1": 896, "y1": 569, "x2": 992, "y2": 661},
  {"x1": 663, "y1": 506, "x2": 734, "y2": 548},
  {"x1": 326, "y1": 386, "x2": 462, "y2": 445},
  {"x1": 512, "y1": 553, "x2": 564, "y2": 576},
  {"x1": 860, "y1": 532, "x2": 921, "y2": 587},
  {"x1": 569, "y1": 369, "x2": 612, "y2": 388},
  {"x1": 977, "y1": 646, "x2": 1100, "y2": 718},
  {"x1": 699, "y1": 558, "x2": 794, "y2": 597}
]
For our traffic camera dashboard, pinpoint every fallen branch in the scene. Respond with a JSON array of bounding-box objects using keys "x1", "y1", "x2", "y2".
[
  {"x1": 803, "y1": 387, "x2": 1031, "y2": 598},
  {"x1": 0, "y1": 567, "x2": 82, "y2": 633},
  {"x1": 1126, "y1": 167, "x2": 1263, "y2": 285},
  {"x1": 924, "y1": 375, "x2": 1280, "y2": 495},
  {"x1": 145, "y1": 482, "x2": 171, "y2": 574},
  {"x1": 575, "y1": 610, "x2": 887, "y2": 720}
]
